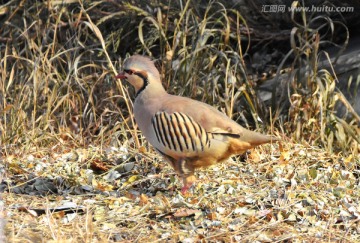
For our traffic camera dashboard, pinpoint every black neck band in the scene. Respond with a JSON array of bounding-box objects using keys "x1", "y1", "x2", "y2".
[{"x1": 134, "y1": 72, "x2": 149, "y2": 98}]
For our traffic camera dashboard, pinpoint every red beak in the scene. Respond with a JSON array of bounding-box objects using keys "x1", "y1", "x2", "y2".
[{"x1": 115, "y1": 72, "x2": 127, "y2": 79}]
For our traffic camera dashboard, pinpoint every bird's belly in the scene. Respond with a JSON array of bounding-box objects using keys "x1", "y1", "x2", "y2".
[{"x1": 153, "y1": 136, "x2": 231, "y2": 165}]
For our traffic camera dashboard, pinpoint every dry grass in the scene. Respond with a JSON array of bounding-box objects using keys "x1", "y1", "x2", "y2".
[{"x1": 1, "y1": 0, "x2": 359, "y2": 242}]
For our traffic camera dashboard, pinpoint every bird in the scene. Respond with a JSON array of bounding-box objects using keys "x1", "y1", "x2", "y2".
[{"x1": 116, "y1": 55, "x2": 278, "y2": 194}]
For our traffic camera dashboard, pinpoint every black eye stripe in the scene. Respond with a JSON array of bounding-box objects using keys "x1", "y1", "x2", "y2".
[
  {"x1": 124, "y1": 69, "x2": 134, "y2": 75},
  {"x1": 124, "y1": 69, "x2": 148, "y2": 81}
]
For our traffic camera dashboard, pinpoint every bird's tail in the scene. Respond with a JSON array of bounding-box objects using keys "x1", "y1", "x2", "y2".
[{"x1": 242, "y1": 129, "x2": 279, "y2": 146}]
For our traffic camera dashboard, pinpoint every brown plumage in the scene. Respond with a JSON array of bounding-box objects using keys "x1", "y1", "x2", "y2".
[{"x1": 116, "y1": 55, "x2": 278, "y2": 193}]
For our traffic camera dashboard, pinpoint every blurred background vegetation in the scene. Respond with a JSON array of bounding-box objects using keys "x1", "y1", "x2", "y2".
[{"x1": 0, "y1": 0, "x2": 359, "y2": 156}]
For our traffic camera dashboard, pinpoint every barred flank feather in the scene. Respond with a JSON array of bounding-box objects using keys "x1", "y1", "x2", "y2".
[{"x1": 152, "y1": 111, "x2": 211, "y2": 153}]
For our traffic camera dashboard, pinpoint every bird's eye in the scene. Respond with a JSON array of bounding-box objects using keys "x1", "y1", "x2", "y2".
[{"x1": 124, "y1": 69, "x2": 134, "y2": 75}]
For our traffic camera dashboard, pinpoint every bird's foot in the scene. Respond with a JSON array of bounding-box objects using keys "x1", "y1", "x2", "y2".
[
  {"x1": 180, "y1": 174, "x2": 197, "y2": 195},
  {"x1": 181, "y1": 182, "x2": 195, "y2": 195},
  {"x1": 181, "y1": 185, "x2": 190, "y2": 195}
]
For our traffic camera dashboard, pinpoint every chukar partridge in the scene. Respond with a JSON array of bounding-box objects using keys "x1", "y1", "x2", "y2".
[{"x1": 116, "y1": 55, "x2": 278, "y2": 194}]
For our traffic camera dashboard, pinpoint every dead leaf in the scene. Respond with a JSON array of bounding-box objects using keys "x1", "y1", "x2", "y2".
[
  {"x1": 140, "y1": 193, "x2": 149, "y2": 205},
  {"x1": 53, "y1": 211, "x2": 65, "y2": 219},
  {"x1": 248, "y1": 150, "x2": 261, "y2": 162},
  {"x1": 272, "y1": 229, "x2": 282, "y2": 237},
  {"x1": 173, "y1": 208, "x2": 201, "y2": 218},
  {"x1": 279, "y1": 151, "x2": 290, "y2": 165},
  {"x1": 207, "y1": 212, "x2": 216, "y2": 220},
  {"x1": 309, "y1": 168, "x2": 317, "y2": 179},
  {"x1": 139, "y1": 146, "x2": 147, "y2": 153},
  {"x1": 248, "y1": 215, "x2": 257, "y2": 224},
  {"x1": 18, "y1": 207, "x2": 39, "y2": 217},
  {"x1": 90, "y1": 159, "x2": 109, "y2": 172}
]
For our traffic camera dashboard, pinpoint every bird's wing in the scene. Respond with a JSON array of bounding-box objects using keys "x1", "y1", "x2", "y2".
[
  {"x1": 158, "y1": 94, "x2": 277, "y2": 146},
  {"x1": 150, "y1": 110, "x2": 242, "y2": 156}
]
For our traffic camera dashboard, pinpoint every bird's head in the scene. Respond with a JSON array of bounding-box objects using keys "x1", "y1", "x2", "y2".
[{"x1": 116, "y1": 55, "x2": 162, "y2": 96}]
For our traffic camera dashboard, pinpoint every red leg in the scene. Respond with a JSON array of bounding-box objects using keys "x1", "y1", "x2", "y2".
[{"x1": 181, "y1": 174, "x2": 196, "y2": 195}]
